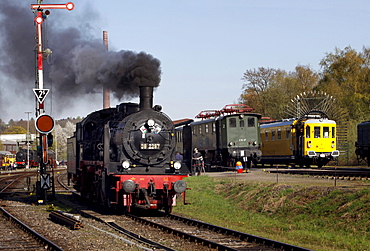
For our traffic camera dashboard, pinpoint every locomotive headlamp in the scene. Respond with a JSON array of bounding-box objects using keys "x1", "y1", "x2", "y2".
[
  {"x1": 173, "y1": 161, "x2": 181, "y2": 170},
  {"x1": 121, "y1": 160, "x2": 130, "y2": 169},
  {"x1": 147, "y1": 119, "x2": 155, "y2": 127}
]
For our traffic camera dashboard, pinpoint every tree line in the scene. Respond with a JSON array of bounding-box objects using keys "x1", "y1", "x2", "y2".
[{"x1": 240, "y1": 46, "x2": 370, "y2": 122}]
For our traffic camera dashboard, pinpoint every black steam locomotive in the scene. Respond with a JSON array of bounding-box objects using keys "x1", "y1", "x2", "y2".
[
  {"x1": 355, "y1": 121, "x2": 370, "y2": 166},
  {"x1": 15, "y1": 149, "x2": 55, "y2": 168},
  {"x1": 67, "y1": 85, "x2": 189, "y2": 213}
]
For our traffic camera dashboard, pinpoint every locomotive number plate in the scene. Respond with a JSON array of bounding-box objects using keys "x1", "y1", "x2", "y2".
[{"x1": 140, "y1": 143, "x2": 161, "y2": 150}]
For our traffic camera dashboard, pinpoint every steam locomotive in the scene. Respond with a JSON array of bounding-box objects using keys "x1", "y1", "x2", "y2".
[
  {"x1": 15, "y1": 149, "x2": 56, "y2": 168},
  {"x1": 355, "y1": 121, "x2": 370, "y2": 166},
  {"x1": 67, "y1": 85, "x2": 190, "y2": 213}
]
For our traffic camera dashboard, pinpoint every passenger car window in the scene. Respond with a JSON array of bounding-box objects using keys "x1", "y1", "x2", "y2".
[
  {"x1": 314, "y1": 127, "x2": 320, "y2": 138},
  {"x1": 286, "y1": 129, "x2": 291, "y2": 139}
]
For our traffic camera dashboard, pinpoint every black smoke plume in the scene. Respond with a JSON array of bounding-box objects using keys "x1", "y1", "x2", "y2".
[{"x1": 0, "y1": 1, "x2": 161, "y2": 117}]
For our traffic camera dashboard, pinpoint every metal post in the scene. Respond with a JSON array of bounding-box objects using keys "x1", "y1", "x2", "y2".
[{"x1": 25, "y1": 112, "x2": 32, "y2": 169}]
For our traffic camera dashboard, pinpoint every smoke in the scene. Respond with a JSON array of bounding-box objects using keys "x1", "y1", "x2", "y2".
[{"x1": 0, "y1": 1, "x2": 161, "y2": 119}]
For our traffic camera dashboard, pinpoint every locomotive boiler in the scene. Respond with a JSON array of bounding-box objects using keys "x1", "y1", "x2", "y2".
[{"x1": 67, "y1": 85, "x2": 190, "y2": 213}]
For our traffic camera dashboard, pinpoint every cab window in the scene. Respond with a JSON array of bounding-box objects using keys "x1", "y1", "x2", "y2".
[
  {"x1": 248, "y1": 118, "x2": 255, "y2": 127},
  {"x1": 314, "y1": 127, "x2": 320, "y2": 138},
  {"x1": 229, "y1": 118, "x2": 236, "y2": 128},
  {"x1": 332, "y1": 127, "x2": 335, "y2": 138},
  {"x1": 306, "y1": 125, "x2": 310, "y2": 138},
  {"x1": 323, "y1": 127, "x2": 329, "y2": 138}
]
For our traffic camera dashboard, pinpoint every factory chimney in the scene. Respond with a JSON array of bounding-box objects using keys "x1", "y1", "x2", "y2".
[{"x1": 103, "y1": 31, "x2": 110, "y2": 109}]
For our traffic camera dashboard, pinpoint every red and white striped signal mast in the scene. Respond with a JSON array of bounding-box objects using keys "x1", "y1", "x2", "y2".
[{"x1": 30, "y1": 1, "x2": 74, "y2": 202}]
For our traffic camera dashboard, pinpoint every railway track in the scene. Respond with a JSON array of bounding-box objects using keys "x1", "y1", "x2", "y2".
[
  {"x1": 56, "y1": 171, "x2": 311, "y2": 251},
  {"x1": 264, "y1": 167, "x2": 370, "y2": 179},
  {"x1": 0, "y1": 205, "x2": 63, "y2": 250},
  {"x1": 127, "y1": 212, "x2": 311, "y2": 251},
  {"x1": 0, "y1": 169, "x2": 64, "y2": 250}
]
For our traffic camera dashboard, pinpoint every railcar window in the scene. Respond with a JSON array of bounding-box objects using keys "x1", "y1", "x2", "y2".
[
  {"x1": 332, "y1": 127, "x2": 335, "y2": 138},
  {"x1": 240, "y1": 119, "x2": 245, "y2": 127},
  {"x1": 199, "y1": 125, "x2": 202, "y2": 135},
  {"x1": 248, "y1": 118, "x2": 255, "y2": 127},
  {"x1": 314, "y1": 127, "x2": 320, "y2": 138},
  {"x1": 286, "y1": 129, "x2": 291, "y2": 139},
  {"x1": 278, "y1": 130, "x2": 281, "y2": 140},
  {"x1": 265, "y1": 131, "x2": 268, "y2": 141},
  {"x1": 306, "y1": 125, "x2": 310, "y2": 138},
  {"x1": 271, "y1": 130, "x2": 276, "y2": 140},
  {"x1": 229, "y1": 118, "x2": 237, "y2": 128},
  {"x1": 212, "y1": 123, "x2": 216, "y2": 132},
  {"x1": 205, "y1": 124, "x2": 209, "y2": 133},
  {"x1": 323, "y1": 127, "x2": 329, "y2": 138}
]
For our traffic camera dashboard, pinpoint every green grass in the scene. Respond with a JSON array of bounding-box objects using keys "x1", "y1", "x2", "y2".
[{"x1": 174, "y1": 175, "x2": 370, "y2": 251}]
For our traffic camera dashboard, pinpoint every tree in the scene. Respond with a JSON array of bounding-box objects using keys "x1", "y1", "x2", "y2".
[
  {"x1": 318, "y1": 46, "x2": 370, "y2": 120},
  {"x1": 3, "y1": 126, "x2": 27, "y2": 134},
  {"x1": 240, "y1": 67, "x2": 279, "y2": 116},
  {"x1": 240, "y1": 66, "x2": 319, "y2": 119},
  {"x1": 50, "y1": 120, "x2": 76, "y2": 161}
]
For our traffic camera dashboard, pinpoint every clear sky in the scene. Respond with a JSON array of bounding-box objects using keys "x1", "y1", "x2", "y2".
[{"x1": 1, "y1": 0, "x2": 370, "y2": 122}]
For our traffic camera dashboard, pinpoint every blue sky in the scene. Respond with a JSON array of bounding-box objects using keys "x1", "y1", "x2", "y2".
[{"x1": 1, "y1": 0, "x2": 370, "y2": 122}]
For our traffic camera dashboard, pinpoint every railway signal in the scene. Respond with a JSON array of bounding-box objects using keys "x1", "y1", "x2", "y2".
[{"x1": 31, "y1": 0, "x2": 74, "y2": 202}]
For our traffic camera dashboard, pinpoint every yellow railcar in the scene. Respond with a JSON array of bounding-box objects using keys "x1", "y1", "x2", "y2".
[
  {"x1": 0, "y1": 151, "x2": 15, "y2": 170},
  {"x1": 260, "y1": 115, "x2": 339, "y2": 168}
]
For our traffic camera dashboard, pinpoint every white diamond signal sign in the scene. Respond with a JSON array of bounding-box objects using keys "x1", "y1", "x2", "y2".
[{"x1": 33, "y1": 89, "x2": 49, "y2": 104}]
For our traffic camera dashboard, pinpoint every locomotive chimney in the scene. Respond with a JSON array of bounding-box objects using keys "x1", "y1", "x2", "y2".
[
  {"x1": 103, "y1": 31, "x2": 110, "y2": 109},
  {"x1": 139, "y1": 86, "x2": 153, "y2": 110}
]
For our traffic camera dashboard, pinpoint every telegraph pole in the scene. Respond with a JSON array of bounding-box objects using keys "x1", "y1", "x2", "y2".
[{"x1": 31, "y1": 1, "x2": 74, "y2": 203}]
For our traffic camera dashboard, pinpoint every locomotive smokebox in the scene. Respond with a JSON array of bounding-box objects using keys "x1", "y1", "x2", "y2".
[{"x1": 139, "y1": 86, "x2": 153, "y2": 110}]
